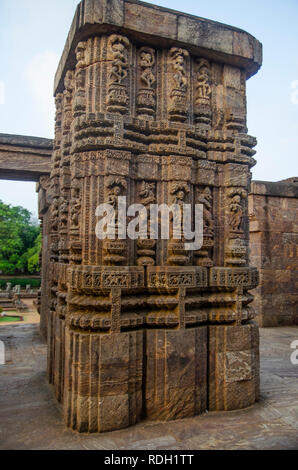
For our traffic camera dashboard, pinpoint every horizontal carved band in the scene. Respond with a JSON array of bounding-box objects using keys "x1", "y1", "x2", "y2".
[
  {"x1": 209, "y1": 267, "x2": 259, "y2": 289},
  {"x1": 147, "y1": 266, "x2": 208, "y2": 289},
  {"x1": 68, "y1": 266, "x2": 145, "y2": 291}
]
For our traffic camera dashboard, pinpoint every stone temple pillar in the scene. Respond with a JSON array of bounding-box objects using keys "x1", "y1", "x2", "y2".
[{"x1": 45, "y1": 0, "x2": 262, "y2": 432}]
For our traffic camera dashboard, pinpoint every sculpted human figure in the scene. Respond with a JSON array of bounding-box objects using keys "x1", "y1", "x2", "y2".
[
  {"x1": 51, "y1": 198, "x2": 59, "y2": 230},
  {"x1": 109, "y1": 36, "x2": 129, "y2": 85},
  {"x1": 196, "y1": 61, "x2": 211, "y2": 101},
  {"x1": 139, "y1": 181, "x2": 156, "y2": 206},
  {"x1": 140, "y1": 48, "x2": 155, "y2": 88},
  {"x1": 75, "y1": 41, "x2": 87, "y2": 69},
  {"x1": 229, "y1": 194, "x2": 244, "y2": 231},
  {"x1": 197, "y1": 187, "x2": 214, "y2": 234},
  {"x1": 173, "y1": 54, "x2": 187, "y2": 90}
]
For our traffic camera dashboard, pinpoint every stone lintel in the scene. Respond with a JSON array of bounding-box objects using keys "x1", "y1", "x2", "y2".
[
  {"x1": 0, "y1": 133, "x2": 52, "y2": 182},
  {"x1": 54, "y1": 0, "x2": 262, "y2": 94}
]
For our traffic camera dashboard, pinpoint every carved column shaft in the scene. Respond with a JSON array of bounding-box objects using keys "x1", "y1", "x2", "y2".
[{"x1": 45, "y1": 0, "x2": 262, "y2": 433}]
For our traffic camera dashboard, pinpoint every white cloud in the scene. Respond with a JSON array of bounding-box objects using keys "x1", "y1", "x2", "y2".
[{"x1": 24, "y1": 51, "x2": 59, "y2": 132}]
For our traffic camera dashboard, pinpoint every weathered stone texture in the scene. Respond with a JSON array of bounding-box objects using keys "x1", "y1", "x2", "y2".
[
  {"x1": 146, "y1": 328, "x2": 207, "y2": 421},
  {"x1": 0, "y1": 133, "x2": 52, "y2": 181},
  {"x1": 209, "y1": 322, "x2": 259, "y2": 411},
  {"x1": 249, "y1": 180, "x2": 298, "y2": 327},
  {"x1": 43, "y1": 0, "x2": 262, "y2": 432}
]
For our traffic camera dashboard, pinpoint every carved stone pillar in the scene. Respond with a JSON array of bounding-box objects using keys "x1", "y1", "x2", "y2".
[
  {"x1": 45, "y1": 0, "x2": 262, "y2": 432},
  {"x1": 37, "y1": 175, "x2": 51, "y2": 340}
]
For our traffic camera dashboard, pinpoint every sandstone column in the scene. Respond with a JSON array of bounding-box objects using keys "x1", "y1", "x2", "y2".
[{"x1": 46, "y1": 0, "x2": 262, "y2": 432}]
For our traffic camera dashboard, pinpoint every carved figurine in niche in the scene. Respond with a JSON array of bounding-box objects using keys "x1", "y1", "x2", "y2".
[
  {"x1": 197, "y1": 187, "x2": 214, "y2": 235},
  {"x1": 171, "y1": 48, "x2": 188, "y2": 91},
  {"x1": 139, "y1": 181, "x2": 156, "y2": 207},
  {"x1": 171, "y1": 182, "x2": 189, "y2": 208},
  {"x1": 76, "y1": 42, "x2": 87, "y2": 67},
  {"x1": 70, "y1": 199, "x2": 81, "y2": 227},
  {"x1": 136, "y1": 181, "x2": 156, "y2": 266},
  {"x1": 140, "y1": 48, "x2": 155, "y2": 88},
  {"x1": 137, "y1": 47, "x2": 156, "y2": 119},
  {"x1": 59, "y1": 197, "x2": 69, "y2": 229},
  {"x1": 54, "y1": 94, "x2": 63, "y2": 142},
  {"x1": 109, "y1": 37, "x2": 129, "y2": 85},
  {"x1": 63, "y1": 71, "x2": 74, "y2": 132},
  {"x1": 107, "y1": 35, "x2": 130, "y2": 113},
  {"x1": 170, "y1": 182, "x2": 190, "y2": 237},
  {"x1": 196, "y1": 60, "x2": 211, "y2": 103},
  {"x1": 168, "y1": 48, "x2": 189, "y2": 122},
  {"x1": 167, "y1": 182, "x2": 190, "y2": 265},
  {"x1": 228, "y1": 189, "x2": 247, "y2": 233},
  {"x1": 106, "y1": 176, "x2": 127, "y2": 222},
  {"x1": 195, "y1": 59, "x2": 212, "y2": 126},
  {"x1": 73, "y1": 42, "x2": 87, "y2": 116},
  {"x1": 51, "y1": 198, "x2": 59, "y2": 231}
]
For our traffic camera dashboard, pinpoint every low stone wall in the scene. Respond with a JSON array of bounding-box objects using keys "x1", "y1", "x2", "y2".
[{"x1": 249, "y1": 178, "x2": 298, "y2": 327}]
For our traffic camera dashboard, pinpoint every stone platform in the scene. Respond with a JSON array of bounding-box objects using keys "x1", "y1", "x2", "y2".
[{"x1": 0, "y1": 324, "x2": 297, "y2": 450}]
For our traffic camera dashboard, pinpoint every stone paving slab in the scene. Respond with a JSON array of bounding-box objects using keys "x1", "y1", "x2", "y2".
[{"x1": 0, "y1": 324, "x2": 297, "y2": 450}]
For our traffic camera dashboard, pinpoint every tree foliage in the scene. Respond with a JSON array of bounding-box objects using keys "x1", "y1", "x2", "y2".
[{"x1": 0, "y1": 200, "x2": 41, "y2": 275}]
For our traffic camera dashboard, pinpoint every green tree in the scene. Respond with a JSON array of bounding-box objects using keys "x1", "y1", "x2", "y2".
[{"x1": 0, "y1": 200, "x2": 41, "y2": 274}]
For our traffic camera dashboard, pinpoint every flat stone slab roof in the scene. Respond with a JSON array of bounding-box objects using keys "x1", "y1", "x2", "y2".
[
  {"x1": 55, "y1": 0, "x2": 262, "y2": 93},
  {"x1": 0, "y1": 324, "x2": 297, "y2": 450}
]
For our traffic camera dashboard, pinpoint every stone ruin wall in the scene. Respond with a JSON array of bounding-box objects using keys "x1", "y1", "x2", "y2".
[
  {"x1": 249, "y1": 179, "x2": 298, "y2": 327},
  {"x1": 40, "y1": 0, "x2": 262, "y2": 432}
]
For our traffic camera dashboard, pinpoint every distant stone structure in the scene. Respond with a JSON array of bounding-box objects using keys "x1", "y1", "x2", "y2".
[
  {"x1": 0, "y1": 133, "x2": 52, "y2": 181},
  {"x1": 249, "y1": 179, "x2": 298, "y2": 327},
  {"x1": 39, "y1": 0, "x2": 263, "y2": 433}
]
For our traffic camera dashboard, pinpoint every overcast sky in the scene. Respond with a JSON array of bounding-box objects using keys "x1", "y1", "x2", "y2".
[{"x1": 0, "y1": 0, "x2": 298, "y2": 216}]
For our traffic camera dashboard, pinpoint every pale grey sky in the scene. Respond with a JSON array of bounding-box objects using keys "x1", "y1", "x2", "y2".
[{"x1": 0, "y1": 0, "x2": 297, "y2": 216}]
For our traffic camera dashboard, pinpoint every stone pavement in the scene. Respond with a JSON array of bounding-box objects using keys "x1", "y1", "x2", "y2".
[{"x1": 0, "y1": 324, "x2": 297, "y2": 450}]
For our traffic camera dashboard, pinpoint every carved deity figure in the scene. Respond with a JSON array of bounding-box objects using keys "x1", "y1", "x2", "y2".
[
  {"x1": 171, "y1": 182, "x2": 189, "y2": 207},
  {"x1": 73, "y1": 42, "x2": 87, "y2": 115},
  {"x1": 140, "y1": 48, "x2": 155, "y2": 88},
  {"x1": 139, "y1": 181, "x2": 156, "y2": 206},
  {"x1": 228, "y1": 189, "x2": 247, "y2": 233},
  {"x1": 197, "y1": 187, "x2": 214, "y2": 234},
  {"x1": 51, "y1": 198, "x2": 59, "y2": 231},
  {"x1": 170, "y1": 48, "x2": 188, "y2": 91},
  {"x1": 229, "y1": 195, "x2": 243, "y2": 231},
  {"x1": 196, "y1": 60, "x2": 211, "y2": 102},
  {"x1": 71, "y1": 200, "x2": 81, "y2": 227},
  {"x1": 106, "y1": 176, "x2": 127, "y2": 222},
  {"x1": 75, "y1": 42, "x2": 87, "y2": 69},
  {"x1": 59, "y1": 198, "x2": 69, "y2": 228},
  {"x1": 109, "y1": 35, "x2": 130, "y2": 85}
]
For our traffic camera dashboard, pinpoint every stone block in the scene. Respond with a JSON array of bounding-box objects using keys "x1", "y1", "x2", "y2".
[
  {"x1": 145, "y1": 328, "x2": 207, "y2": 420},
  {"x1": 208, "y1": 322, "x2": 259, "y2": 411},
  {"x1": 64, "y1": 329, "x2": 143, "y2": 433}
]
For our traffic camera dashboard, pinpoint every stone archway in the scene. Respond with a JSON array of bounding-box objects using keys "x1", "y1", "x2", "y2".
[{"x1": 0, "y1": 133, "x2": 52, "y2": 338}]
